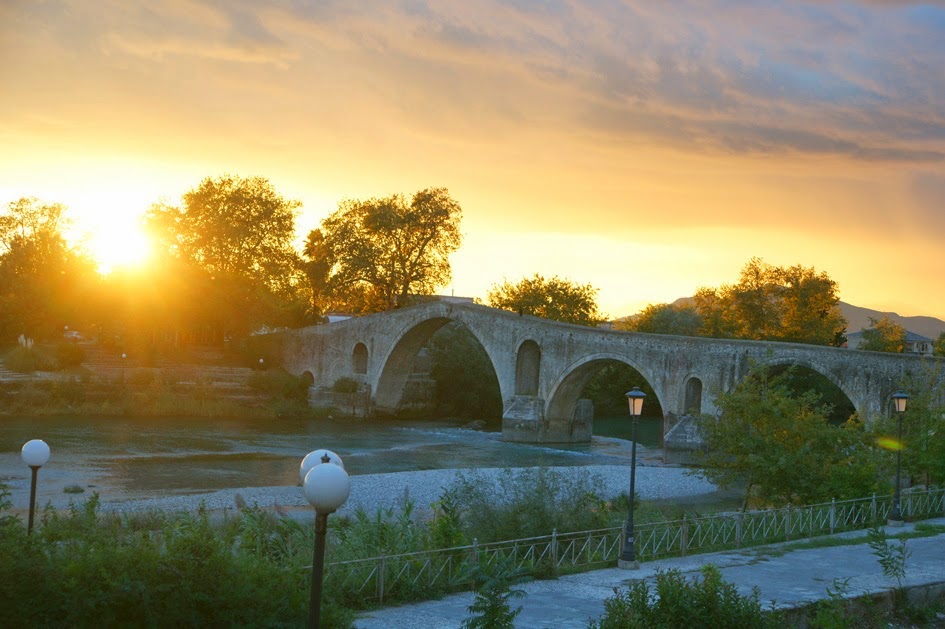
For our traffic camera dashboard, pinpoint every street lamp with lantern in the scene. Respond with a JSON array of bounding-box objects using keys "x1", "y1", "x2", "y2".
[
  {"x1": 889, "y1": 392, "x2": 909, "y2": 526},
  {"x1": 21, "y1": 439, "x2": 51, "y2": 535},
  {"x1": 301, "y1": 449, "x2": 350, "y2": 629},
  {"x1": 619, "y1": 387, "x2": 646, "y2": 569}
]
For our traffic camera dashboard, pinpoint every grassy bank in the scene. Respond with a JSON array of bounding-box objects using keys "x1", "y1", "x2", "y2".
[{"x1": 0, "y1": 368, "x2": 330, "y2": 420}]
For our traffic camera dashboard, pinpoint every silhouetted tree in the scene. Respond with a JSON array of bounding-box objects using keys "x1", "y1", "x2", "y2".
[
  {"x1": 487, "y1": 274, "x2": 604, "y2": 327},
  {"x1": 305, "y1": 187, "x2": 462, "y2": 314},
  {"x1": 145, "y1": 175, "x2": 309, "y2": 338},
  {"x1": 0, "y1": 197, "x2": 98, "y2": 342}
]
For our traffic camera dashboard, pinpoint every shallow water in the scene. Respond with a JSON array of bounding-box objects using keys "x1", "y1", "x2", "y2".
[{"x1": 0, "y1": 414, "x2": 662, "y2": 503}]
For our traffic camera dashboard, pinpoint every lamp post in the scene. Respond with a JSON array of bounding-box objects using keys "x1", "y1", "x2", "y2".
[
  {"x1": 619, "y1": 387, "x2": 646, "y2": 569},
  {"x1": 889, "y1": 392, "x2": 909, "y2": 526},
  {"x1": 21, "y1": 439, "x2": 51, "y2": 535},
  {"x1": 301, "y1": 449, "x2": 350, "y2": 629}
]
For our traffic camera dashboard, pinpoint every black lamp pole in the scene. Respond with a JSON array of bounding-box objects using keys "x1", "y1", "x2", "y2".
[
  {"x1": 27, "y1": 465, "x2": 39, "y2": 536},
  {"x1": 889, "y1": 392, "x2": 909, "y2": 525},
  {"x1": 619, "y1": 387, "x2": 646, "y2": 569},
  {"x1": 309, "y1": 511, "x2": 329, "y2": 629}
]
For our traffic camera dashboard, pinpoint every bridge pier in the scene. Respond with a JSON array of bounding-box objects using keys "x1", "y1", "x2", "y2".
[{"x1": 500, "y1": 396, "x2": 594, "y2": 443}]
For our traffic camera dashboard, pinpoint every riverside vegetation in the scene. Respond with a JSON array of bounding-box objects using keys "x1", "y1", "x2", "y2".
[
  {"x1": 0, "y1": 343, "x2": 323, "y2": 420},
  {"x1": 0, "y1": 469, "x2": 623, "y2": 628},
  {"x1": 4, "y1": 468, "x2": 944, "y2": 628}
]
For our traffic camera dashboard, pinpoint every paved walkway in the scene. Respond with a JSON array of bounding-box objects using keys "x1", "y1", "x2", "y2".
[{"x1": 354, "y1": 519, "x2": 945, "y2": 628}]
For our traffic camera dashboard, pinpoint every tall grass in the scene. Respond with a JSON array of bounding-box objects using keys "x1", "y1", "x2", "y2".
[{"x1": 0, "y1": 487, "x2": 353, "y2": 628}]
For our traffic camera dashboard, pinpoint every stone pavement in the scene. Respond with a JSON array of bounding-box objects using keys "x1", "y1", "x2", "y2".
[{"x1": 354, "y1": 518, "x2": 945, "y2": 628}]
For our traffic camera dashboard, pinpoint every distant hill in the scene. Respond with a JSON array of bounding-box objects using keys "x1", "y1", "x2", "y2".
[
  {"x1": 839, "y1": 302, "x2": 945, "y2": 339},
  {"x1": 641, "y1": 298, "x2": 945, "y2": 339}
]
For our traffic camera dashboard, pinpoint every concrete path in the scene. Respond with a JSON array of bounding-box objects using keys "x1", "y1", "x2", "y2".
[{"x1": 354, "y1": 518, "x2": 945, "y2": 628}]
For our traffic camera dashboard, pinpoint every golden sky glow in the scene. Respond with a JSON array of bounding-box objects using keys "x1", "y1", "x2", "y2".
[{"x1": 2, "y1": 0, "x2": 944, "y2": 319}]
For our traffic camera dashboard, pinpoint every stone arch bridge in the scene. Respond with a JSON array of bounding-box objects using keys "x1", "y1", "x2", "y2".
[{"x1": 279, "y1": 300, "x2": 942, "y2": 443}]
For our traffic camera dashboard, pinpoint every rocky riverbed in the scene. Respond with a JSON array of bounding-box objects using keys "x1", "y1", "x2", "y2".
[{"x1": 73, "y1": 464, "x2": 718, "y2": 517}]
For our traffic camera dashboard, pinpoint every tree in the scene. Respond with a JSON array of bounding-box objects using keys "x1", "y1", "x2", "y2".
[
  {"x1": 145, "y1": 175, "x2": 308, "y2": 337},
  {"x1": 306, "y1": 187, "x2": 462, "y2": 314},
  {"x1": 616, "y1": 302, "x2": 702, "y2": 336},
  {"x1": 858, "y1": 315, "x2": 907, "y2": 353},
  {"x1": 487, "y1": 274, "x2": 605, "y2": 326},
  {"x1": 0, "y1": 197, "x2": 98, "y2": 342},
  {"x1": 693, "y1": 258, "x2": 847, "y2": 346},
  {"x1": 697, "y1": 364, "x2": 882, "y2": 509},
  {"x1": 891, "y1": 365, "x2": 945, "y2": 487},
  {"x1": 932, "y1": 331, "x2": 945, "y2": 357}
]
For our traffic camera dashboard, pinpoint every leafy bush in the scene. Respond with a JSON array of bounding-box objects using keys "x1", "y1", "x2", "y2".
[
  {"x1": 56, "y1": 342, "x2": 85, "y2": 368},
  {"x1": 461, "y1": 557, "x2": 530, "y2": 629},
  {"x1": 248, "y1": 367, "x2": 309, "y2": 401},
  {"x1": 4, "y1": 344, "x2": 53, "y2": 372},
  {"x1": 589, "y1": 565, "x2": 781, "y2": 628}
]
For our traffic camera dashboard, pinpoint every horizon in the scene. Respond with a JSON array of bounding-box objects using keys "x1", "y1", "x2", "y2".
[{"x1": 2, "y1": 1, "x2": 944, "y2": 321}]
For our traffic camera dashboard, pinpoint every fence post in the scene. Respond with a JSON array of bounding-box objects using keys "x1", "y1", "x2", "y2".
[
  {"x1": 830, "y1": 499, "x2": 836, "y2": 535},
  {"x1": 587, "y1": 530, "x2": 592, "y2": 564},
  {"x1": 471, "y1": 538, "x2": 479, "y2": 564},
  {"x1": 551, "y1": 528, "x2": 558, "y2": 567},
  {"x1": 785, "y1": 508, "x2": 792, "y2": 542},
  {"x1": 377, "y1": 555, "x2": 386, "y2": 604},
  {"x1": 681, "y1": 516, "x2": 690, "y2": 556},
  {"x1": 735, "y1": 512, "x2": 743, "y2": 549},
  {"x1": 871, "y1": 494, "x2": 877, "y2": 523}
]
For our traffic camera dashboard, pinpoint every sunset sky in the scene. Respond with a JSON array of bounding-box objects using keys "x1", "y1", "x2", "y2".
[{"x1": 2, "y1": 0, "x2": 944, "y2": 321}]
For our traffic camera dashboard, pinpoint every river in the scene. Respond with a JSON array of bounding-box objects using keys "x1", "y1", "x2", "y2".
[{"x1": 0, "y1": 414, "x2": 662, "y2": 505}]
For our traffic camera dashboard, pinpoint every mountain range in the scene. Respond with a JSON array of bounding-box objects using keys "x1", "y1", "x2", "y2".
[
  {"x1": 659, "y1": 298, "x2": 945, "y2": 340},
  {"x1": 838, "y1": 302, "x2": 945, "y2": 340}
]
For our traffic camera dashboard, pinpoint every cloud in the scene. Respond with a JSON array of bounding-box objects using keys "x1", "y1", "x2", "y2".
[
  {"x1": 30, "y1": 0, "x2": 302, "y2": 68},
  {"x1": 242, "y1": 0, "x2": 945, "y2": 164}
]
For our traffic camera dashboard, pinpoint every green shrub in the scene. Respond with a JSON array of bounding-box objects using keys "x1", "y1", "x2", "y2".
[
  {"x1": 56, "y1": 342, "x2": 85, "y2": 368},
  {"x1": 589, "y1": 565, "x2": 781, "y2": 628},
  {"x1": 248, "y1": 368, "x2": 309, "y2": 401},
  {"x1": 461, "y1": 557, "x2": 530, "y2": 629},
  {"x1": 4, "y1": 344, "x2": 53, "y2": 373}
]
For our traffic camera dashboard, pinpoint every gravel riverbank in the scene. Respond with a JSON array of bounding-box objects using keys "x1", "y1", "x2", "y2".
[{"x1": 86, "y1": 464, "x2": 717, "y2": 516}]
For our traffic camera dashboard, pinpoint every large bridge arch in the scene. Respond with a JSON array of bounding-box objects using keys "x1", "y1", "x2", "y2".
[
  {"x1": 373, "y1": 312, "x2": 509, "y2": 414},
  {"x1": 545, "y1": 352, "x2": 665, "y2": 422},
  {"x1": 754, "y1": 355, "x2": 861, "y2": 417}
]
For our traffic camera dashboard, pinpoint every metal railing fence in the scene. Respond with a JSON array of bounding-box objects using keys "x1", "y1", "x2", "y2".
[{"x1": 324, "y1": 488, "x2": 945, "y2": 605}]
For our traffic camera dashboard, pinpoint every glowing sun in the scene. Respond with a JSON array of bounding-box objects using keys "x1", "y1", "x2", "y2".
[{"x1": 88, "y1": 222, "x2": 153, "y2": 273}]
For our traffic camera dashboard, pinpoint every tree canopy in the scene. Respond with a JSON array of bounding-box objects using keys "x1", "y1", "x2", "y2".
[
  {"x1": 487, "y1": 274, "x2": 604, "y2": 327},
  {"x1": 625, "y1": 258, "x2": 846, "y2": 346},
  {"x1": 935, "y1": 332, "x2": 945, "y2": 357},
  {"x1": 694, "y1": 258, "x2": 846, "y2": 345},
  {"x1": 616, "y1": 302, "x2": 702, "y2": 336},
  {"x1": 0, "y1": 197, "x2": 98, "y2": 341},
  {"x1": 858, "y1": 315, "x2": 907, "y2": 353},
  {"x1": 305, "y1": 187, "x2": 462, "y2": 314},
  {"x1": 145, "y1": 175, "x2": 308, "y2": 336},
  {"x1": 892, "y1": 364, "x2": 945, "y2": 487}
]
